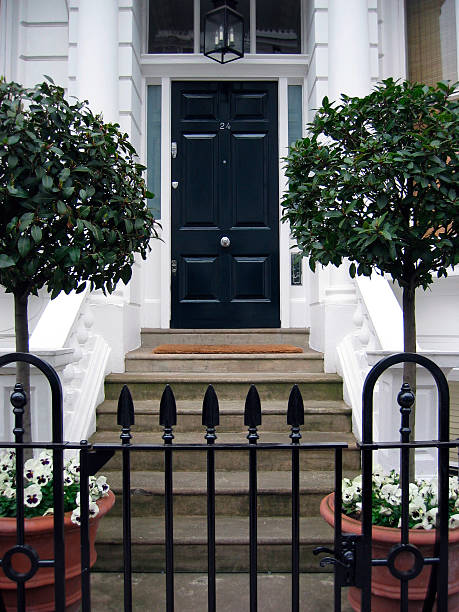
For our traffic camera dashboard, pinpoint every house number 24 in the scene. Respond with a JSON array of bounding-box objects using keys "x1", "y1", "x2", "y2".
[{"x1": 219, "y1": 122, "x2": 231, "y2": 130}]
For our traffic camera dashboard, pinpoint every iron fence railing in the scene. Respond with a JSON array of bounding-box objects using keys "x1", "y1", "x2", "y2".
[{"x1": 0, "y1": 351, "x2": 456, "y2": 611}]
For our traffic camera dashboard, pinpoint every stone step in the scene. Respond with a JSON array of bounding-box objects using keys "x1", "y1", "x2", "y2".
[
  {"x1": 95, "y1": 516, "x2": 334, "y2": 572},
  {"x1": 91, "y1": 431, "x2": 360, "y2": 471},
  {"x1": 89, "y1": 572, "x2": 353, "y2": 611},
  {"x1": 104, "y1": 372, "x2": 343, "y2": 402},
  {"x1": 96, "y1": 399, "x2": 352, "y2": 433},
  {"x1": 104, "y1": 470, "x2": 358, "y2": 518},
  {"x1": 125, "y1": 349, "x2": 324, "y2": 374},
  {"x1": 141, "y1": 328, "x2": 310, "y2": 350}
]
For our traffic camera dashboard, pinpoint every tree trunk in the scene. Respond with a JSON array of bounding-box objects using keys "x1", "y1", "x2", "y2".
[
  {"x1": 14, "y1": 291, "x2": 31, "y2": 443},
  {"x1": 402, "y1": 284, "x2": 416, "y2": 481}
]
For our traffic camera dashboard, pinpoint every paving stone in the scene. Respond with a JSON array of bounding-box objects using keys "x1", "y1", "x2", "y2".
[{"x1": 89, "y1": 572, "x2": 353, "y2": 611}]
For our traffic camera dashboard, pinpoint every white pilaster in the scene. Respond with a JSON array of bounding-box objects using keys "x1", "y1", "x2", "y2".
[{"x1": 77, "y1": 0, "x2": 119, "y2": 123}]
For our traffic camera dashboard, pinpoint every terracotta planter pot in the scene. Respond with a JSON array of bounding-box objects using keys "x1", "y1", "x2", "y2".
[
  {"x1": 0, "y1": 490, "x2": 115, "y2": 612},
  {"x1": 320, "y1": 492, "x2": 459, "y2": 611}
]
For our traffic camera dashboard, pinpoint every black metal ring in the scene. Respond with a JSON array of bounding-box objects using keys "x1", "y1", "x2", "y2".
[
  {"x1": 387, "y1": 543, "x2": 424, "y2": 581},
  {"x1": 1, "y1": 545, "x2": 40, "y2": 583}
]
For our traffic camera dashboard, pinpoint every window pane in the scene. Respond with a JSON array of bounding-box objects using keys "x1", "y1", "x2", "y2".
[
  {"x1": 288, "y1": 85, "x2": 302, "y2": 146},
  {"x1": 201, "y1": 0, "x2": 250, "y2": 53},
  {"x1": 147, "y1": 86, "x2": 161, "y2": 219},
  {"x1": 256, "y1": 0, "x2": 301, "y2": 54},
  {"x1": 148, "y1": 1, "x2": 194, "y2": 53},
  {"x1": 407, "y1": 0, "x2": 458, "y2": 86}
]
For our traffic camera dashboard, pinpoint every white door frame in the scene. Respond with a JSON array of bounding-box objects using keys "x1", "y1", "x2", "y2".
[{"x1": 142, "y1": 54, "x2": 308, "y2": 328}]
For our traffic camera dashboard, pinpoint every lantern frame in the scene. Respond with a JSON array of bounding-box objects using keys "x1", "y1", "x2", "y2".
[{"x1": 203, "y1": 1, "x2": 245, "y2": 64}]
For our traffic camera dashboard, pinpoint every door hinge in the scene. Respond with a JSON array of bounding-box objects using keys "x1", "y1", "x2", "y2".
[
  {"x1": 314, "y1": 534, "x2": 362, "y2": 587},
  {"x1": 171, "y1": 141, "x2": 177, "y2": 159},
  {"x1": 171, "y1": 260, "x2": 177, "y2": 276}
]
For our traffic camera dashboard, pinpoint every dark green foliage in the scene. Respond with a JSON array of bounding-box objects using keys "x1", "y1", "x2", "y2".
[
  {"x1": 0, "y1": 78, "x2": 158, "y2": 300},
  {"x1": 282, "y1": 79, "x2": 459, "y2": 292}
]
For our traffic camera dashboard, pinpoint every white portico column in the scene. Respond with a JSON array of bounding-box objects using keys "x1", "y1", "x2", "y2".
[
  {"x1": 328, "y1": 0, "x2": 371, "y2": 102},
  {"x1": 77, "y1": 0, "x2": 119, "y2": 123},
  {"x1": 76, "y1": 1, "x2": 136, "y2": 373},
  {"x1": 310, "y1": 0, "x2": 372, "y2": 370}
]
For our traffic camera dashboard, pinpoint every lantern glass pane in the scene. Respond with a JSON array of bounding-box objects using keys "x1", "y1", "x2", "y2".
[
  {"x1": 256, "y1": 0, "x2": 301, "y2": 54},
  {"x1": 201, "y1": 0, "x2": 250, "y2": 53},
  {"x1": 148, "y1": 0, "x2": 193, "y2": 53}
]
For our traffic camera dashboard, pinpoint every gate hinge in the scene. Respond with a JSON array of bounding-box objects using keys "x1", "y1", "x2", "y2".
[
  {"x1": 171, "y1": 259, "x2": 177, "y2": 276},
  {"x1": 313, "y1": 534, "x2": 363, "y2": 587}
]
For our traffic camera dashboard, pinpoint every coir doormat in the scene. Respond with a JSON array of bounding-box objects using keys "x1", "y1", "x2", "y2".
[{"x1": 152, "y1": 344, "x2": 303, "y2": 354}]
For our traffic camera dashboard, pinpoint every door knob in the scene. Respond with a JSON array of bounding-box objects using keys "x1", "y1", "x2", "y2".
[{"x1": 220, "y1": 236, "x2": 231, "y2": 248}]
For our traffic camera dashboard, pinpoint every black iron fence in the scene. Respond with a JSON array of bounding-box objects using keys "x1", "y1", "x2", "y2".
[{"x1": 0, "y1": 351, "x2": 456, "y2": 611}]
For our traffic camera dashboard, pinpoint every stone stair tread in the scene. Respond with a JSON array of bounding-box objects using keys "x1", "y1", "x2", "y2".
[
  {"x1": 106, "y1": 372, "x2": 342, "y2": 383},
  {"x1": 104, "y1": 469, "x2": 357, "y2": 494},
  {"x1": 126, "y1": 349, "x2": 322, "y2": 360},
  {"x1": 97, "y1": 398, "x2": 350, "y2": 415},
  {"x1": 97, "y1": 515, "x2": 333, "y2": 545},
  {"x1": 92, "y1": 430, "x2": 357, "y2": 445},
  {"x1": 142, "y1": 328, "x2": 310, "y2": 334}
]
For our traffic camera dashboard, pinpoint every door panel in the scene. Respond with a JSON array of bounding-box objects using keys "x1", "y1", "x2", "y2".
[
  {"x1": 182, "y1": 134, "x2": 218, "y2": 226},
  {"x1": 171, "y1": 81, "x2": 279, "y2": 328}
]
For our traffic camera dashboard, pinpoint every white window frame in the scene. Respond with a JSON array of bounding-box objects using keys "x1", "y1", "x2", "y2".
[{"x1": 145, "y1": 0, "x2": 305, "y2": 57}]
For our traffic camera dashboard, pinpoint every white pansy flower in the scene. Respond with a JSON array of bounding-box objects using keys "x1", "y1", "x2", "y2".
[
  {"x1": 88, "y1": 502, "x2": 100, "y2": 518},
  {"x1": 24, "y1": 484, "x2": 42, "y2": 508},
  {"x1": 409, "y1": 497, "x2": 426, "y2": 522},
  {"x1": 421, "y1": 508, "x2": 438, "y2": 530},
  {"x1": 71, "y1": 507, "x2": 81, "y2": 525},
  {"x1": 3, "y1": 486, "x2": 15, "y2": 499},
  {"x1": 96, "y1": 476, "x2": 110, "y2": 497},
  {"x1": 38, "y1": 451, "x2": 52, "y2": 470},
  {"x1": 342, "y1": 486, "x2": 358, "y2": 504},
  {"x1": 450, "y1": 514, "x2": 459, "y2": 529}
]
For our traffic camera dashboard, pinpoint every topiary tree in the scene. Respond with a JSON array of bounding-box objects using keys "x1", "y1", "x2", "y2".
[
  {"x1": 282, "y1": 79, "x2": 459, "y2": 450},
  {"x1": 0, "y1": 78, "x2": 159, "y2": 439}
]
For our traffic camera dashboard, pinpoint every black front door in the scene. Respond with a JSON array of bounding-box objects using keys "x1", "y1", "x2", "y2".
[{"x1": 171, "y1": 81, "x2": 280, "y2": 328}]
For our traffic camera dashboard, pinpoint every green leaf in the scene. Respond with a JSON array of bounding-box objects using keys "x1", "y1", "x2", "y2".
[
  {"x1": 7, "y1": 155, "x2": 18, "y2": 168},
  {"x1": 120, "y1": 266, "x2": 132, "y2": 285},
  {"x1": 7, "y1": 134, "x2": 20, "y2": 145},
  {"x1": 18, "y1": 236, "x2": 31, "y2": 257},
  {"x1": 349, "y1": 262, "x2": 356, "y2": 278},
  {"x1": 68, "y1": 247, "x2": 80, "y2": 263},
  {"x1": 31, "y1": 225, "x2": 42, "y2": 243},
  {"x1": 42, "y1": 175, "x2": 53, "y2": 189},
  {"x1": 0, "y1": 255, "x2": 15, "y2": 269},
  {"x1": 59, "y1": 168, "x2": 70, "y2": 182},
  {"x1": 62, "y1": 186, "x2": 75, "y2": 197},
  {"x1": 57, "y1": 200, "x2": 67, "y2": 214},
  {"x1": 19, "y1": 213, "x2": 35, "y2": 231}
]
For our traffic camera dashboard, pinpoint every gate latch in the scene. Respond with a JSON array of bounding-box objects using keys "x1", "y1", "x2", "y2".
[{"x1": 313, "y1": 534, "x2": 362, "y2": 587}]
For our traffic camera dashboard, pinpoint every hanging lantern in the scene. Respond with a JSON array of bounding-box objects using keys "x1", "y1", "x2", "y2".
[{"x1": 204, "y1": 0, "x2": 244, "y2": 64}]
